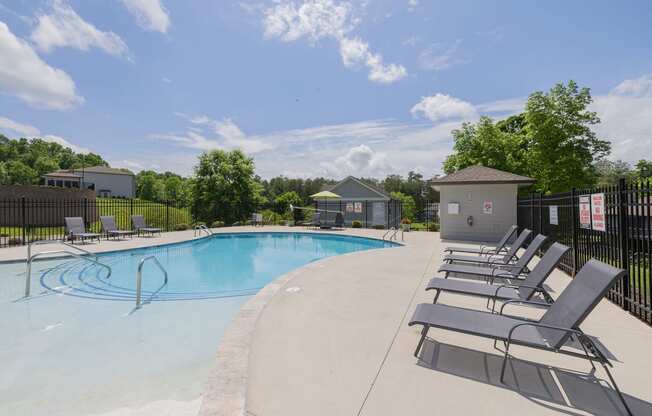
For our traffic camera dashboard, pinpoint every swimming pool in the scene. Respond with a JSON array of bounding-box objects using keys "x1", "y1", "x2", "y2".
[{"x1": 0, "y1": 232, "x2": 397, "y2": 416}]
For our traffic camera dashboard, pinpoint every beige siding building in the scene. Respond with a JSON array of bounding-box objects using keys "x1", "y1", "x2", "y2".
[{"x1": 432, "y1": 166, "x2": 534, "y2": 242}]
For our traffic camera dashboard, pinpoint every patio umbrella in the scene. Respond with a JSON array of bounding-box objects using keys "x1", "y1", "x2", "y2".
[{"x1": 309, "y1": 191, "x2": 341, "y2": 200}]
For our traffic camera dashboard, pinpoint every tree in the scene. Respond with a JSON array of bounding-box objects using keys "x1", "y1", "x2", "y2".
[
  {"x1": 635, "y1": 160, "x2": 652, "y2": 180},
  {"x1": 0, "y1": 162, "x2": 8, "y2": 185},
  {"x1": 391, "y1": 191, "x2": 416, "y2": 221},
  {"x1": 594, "y1": 160, "x2": 633, "y2": 186},
  {"x1": 274, "y1": 191, "x2": 302, "y2": 215},
  {"x1": 442, "y1": 81, "x2": 612, "y2": 194},
  {"x1": 6, "y1": 160, "x2": 38, "y2": 185},
  {"x1": 33, "y1": 156, "x2": 59, "y2": 177},
  {"x1": 191, "y1": 149, "x2": 260, "y2": 224},
  {"x1": 136, "y1": 171, "x2": 165, "y2": 201}
]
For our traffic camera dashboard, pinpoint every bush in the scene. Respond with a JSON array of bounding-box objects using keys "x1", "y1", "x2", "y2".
[
  {"x1": 401, "y1": 218, "x2": 412, "y2": 224},
  {"x1": 372, "y1": 224, "x2": 386, "y2": 230},
  {"x1": 428, "y1": 223, "x2": 439, "y2": 232},
  {"x1": 211, "y1": 220, "x2": 225, "y2": 228},
  {"x1": 351, "y1": 220, "x2": 362, "y2": 228},
  {"x1": 174, "y1": 223, "x2": 190, "y2": 231}
]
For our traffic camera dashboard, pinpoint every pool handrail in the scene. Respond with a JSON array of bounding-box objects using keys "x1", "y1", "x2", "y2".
[
  {"x1": 135, "y1": 255, "x2": 168, "y2": 309},
  {"x1": 194, "y1": 224, "x2": 213, "y2": 237},
  {"x1": 25, "y1": 249, "x2": 112, "y2": 297}
]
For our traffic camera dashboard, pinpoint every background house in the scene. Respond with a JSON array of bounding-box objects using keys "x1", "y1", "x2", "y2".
[
  {"x1": 315, "y1": 176, "x2": 401, "y2": 228},
  {"x1": 44, "y1": 166, "x2": 135, "y2": 198},
  {"x1": 431, "y1": 165, "x2": 534, "y2": 242}
]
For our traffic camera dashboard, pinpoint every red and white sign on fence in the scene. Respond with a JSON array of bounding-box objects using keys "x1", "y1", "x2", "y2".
[
  {"x1": 579, "y1": 195, "x2": 591, "y2": 229},
  {"x1": 591, "y1": 193, "x2": 606, "y2": 232}
]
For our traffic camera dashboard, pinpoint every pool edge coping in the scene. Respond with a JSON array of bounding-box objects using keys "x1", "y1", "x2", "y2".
[{"x1": 197, "y1": 238, "x2": 406, "y2": 416}]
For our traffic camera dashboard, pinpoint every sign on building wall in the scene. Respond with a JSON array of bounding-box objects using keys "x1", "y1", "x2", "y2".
[
  {"x1": 579, "y1": 195, "x2": 591, "y2": 229},
  {"x1": 354, "y1": 202, "x2": 362, "y2": 213},
  {"x1": 447, "y1": 202, "x2": 460, "y2": 215},
  {"x1": 591, "y1": 193, "x2": 606, "y2": 232},
  {"x1": 346, "y1": 203, "x2": 354, "y2": 213},
  {"x1": 482, "y1": 201, "x2": 493, "y2": 215},
  {"x1": 549, "y1": 205, "x2": 559, "y2": 225}
]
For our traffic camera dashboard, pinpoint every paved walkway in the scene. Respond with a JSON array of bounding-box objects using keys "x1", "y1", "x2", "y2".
[{"x1": 245, "y1": 231, "x2": 652, "y2": 416}]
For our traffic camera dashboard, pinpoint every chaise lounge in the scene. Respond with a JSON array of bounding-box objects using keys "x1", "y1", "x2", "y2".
[
  {"x1": 444, "y1": 225, "x2": 518, "y2": 256},
  {"x1": 442, "y1": 229, "x2": 532, "y2": 266},
  {"x1": 409, "y1": 259, "x2": 632, "y2": 415},
  {"x1": 65, "y1": 217, "x2": 101, "y2": 244},
  {"x1": 131, "y1": 215, "x2": 161, "y2": 237},
  {"x1": 100, "y1": 216, "x2": 134, "y2": 240}
]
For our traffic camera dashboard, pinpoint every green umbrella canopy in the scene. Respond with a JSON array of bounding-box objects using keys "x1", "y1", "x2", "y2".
[{"x1": 310, "y1": 191, "x2": 341, "y2": 199}]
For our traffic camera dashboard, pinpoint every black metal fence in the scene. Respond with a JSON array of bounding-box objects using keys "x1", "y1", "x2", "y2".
[
  {"x1": 0, "y1": 198, "x2": 192, "y2": 247},
  {"x1": 314, "y1": 199, "x2": 403, "y2": 228},
  {"x1": 517, "y1": 178, "x2": 651, "y2": 325}
]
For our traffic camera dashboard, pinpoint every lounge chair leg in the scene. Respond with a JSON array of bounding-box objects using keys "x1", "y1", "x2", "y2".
[
  {"x1": 414, "y1": 325, "x2": 429, "y2": 357},
  {"x1": 601, "y1": 362, "x2": 633, "y2": 416},
  {"x1": 500, "y1": 341, "x2": 511, "y2": 383},
  {"x1": 578, "y1": 340, "x2": 597, "y2": 371},
  {"x1": 432, "y1": 290, "x2": 441, "y2": 304}
]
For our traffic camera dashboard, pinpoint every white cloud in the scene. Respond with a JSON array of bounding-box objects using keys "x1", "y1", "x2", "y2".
[
  {"x1": 0, "y1": 21, "x2": 83, "y2": 110},
  {"x1": 407, "y1": 0, "x2": 419, "y2": 12},
  {"x1": 322, "y1": 144, "x2": 391, "y2": 177},
  {"x1": 411, "y1": 93, "x2": 478, "y2": 123},
  {"x1": 121, "y1": 0, "x2": 170, "y2": 33},
  {"x1": 402, "y1": 35, "x2": 420, "y2": 47},
  {"x1": 262, "y1": 0, "x2": 406, "y2": 84},
  {"x1": 162, "y1": 77, "x2": 172, "y2": 83},
  {"x1": 418, "y1": 39, "x2": 467, "y2": 72},
  {"x1": 476, "y1": 97, "x2": 526, "y2": 115},
  {"x1": 591, "y1": 74, "x2": 652, "y2": 163},
  {"x1": 31, "y1": 0, "x2": 130, "y2": 59},
  {"x1": 0, "y1": 116, "x2": 40, "y2": 136},
  {"x1": 40, "y1": 134, "x2": 91, "y2": 153}
]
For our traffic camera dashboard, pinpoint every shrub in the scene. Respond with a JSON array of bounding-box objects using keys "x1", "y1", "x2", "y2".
[
  {"x1": 351, "y1": 220, "x2": 362, "y2": 228},
  {"x1": 8, "y1": 237, "x2": 23, "y2": 246},
  {"x1": 174, "y1": 223, "x2": 190, "y2": 231},
  {"x1": 401, "y1": 218, "x2": 412, "y2": 224},
  {"x1": 428, "y1": 223, "x2": 439, "y2": 232},
  {"x1": 211, "y1": 220, "x2": 225, "y2": 228},
  {"x1": 372, "y1": 224, "x2": 386, "y2": 230}
]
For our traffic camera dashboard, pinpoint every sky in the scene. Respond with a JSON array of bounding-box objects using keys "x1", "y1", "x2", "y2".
[{"x1": 0, "y1": 0, "x2": 651, "y2": 180}]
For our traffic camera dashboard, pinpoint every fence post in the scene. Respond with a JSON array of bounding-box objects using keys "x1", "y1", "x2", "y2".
[
  {"x1": 529, "y1": 193, "x2": 534, "y2": 234},
  {"x1": 570, "y1": 187, "x2": 579, "y2": 276},
  {"x1": 618, "y1": 178, "x2": 631, "y2": 311},
  {"x1": 538, "y1": 192, "x2": 543, "y2": 237},
  {"x1": 166, "y1": 200, "x2": 170, "y2": 231},
  {"x1": 21, "y1": 197, "x2": 26, "y2": 245}
]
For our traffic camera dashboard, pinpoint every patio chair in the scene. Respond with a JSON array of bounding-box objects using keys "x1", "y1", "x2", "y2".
[
  {"x1": 442, "y1": 229, "x2": 532, "y2": 266},
  {"x1": 65, "y1": 217, "x2": 101, "y2": 244},
  {"x1": 131, "y1": 215, "x2": 161, "y2": 237},
  {"x1": 304, "y1": 211, "x2": 321, "y2": 229},
  {"x1": 252, "y1": 213, "x2": 264, "y2": 226},
  {"x1": 444, "y1": 225, "x2": 517, "y2": 255},
  {"x1": 100, "y1": 216, "x2": 134, "y2": 240},
  {"x1": 409, "y1": 259, "x2": 632, "y2": 415},
  {"x1": 426, "y1": 242, "x2": 570, "y2": 308},
  {"x1": 438, "y1": 234, "x2": 548, "y2": 282}
]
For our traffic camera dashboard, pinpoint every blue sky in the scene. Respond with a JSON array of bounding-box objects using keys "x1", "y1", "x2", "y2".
[{"x1": 1, "y1": 0, "x2": 651, "y2": 179}]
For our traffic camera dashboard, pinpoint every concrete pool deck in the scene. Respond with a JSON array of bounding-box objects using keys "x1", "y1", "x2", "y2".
[
  {"x1": 199, "y1": 228, "x2": 652, "y2": 416},
  {"x1": 3, "y1": 227, "x2": 651, "y2": 415}
]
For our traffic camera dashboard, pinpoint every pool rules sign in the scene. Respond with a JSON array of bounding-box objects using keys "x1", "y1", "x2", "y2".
[
  {"x1": 579, "y1": 195, "x2": 591, "y2": 229},
  {"x1": 591, "y1": 193, "x2": 606, "y2": 232}
]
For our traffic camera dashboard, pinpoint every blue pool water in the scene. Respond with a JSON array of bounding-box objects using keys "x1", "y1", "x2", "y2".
[{"x1": 0, "y1": 232, "x2": 397, "y2": 416}]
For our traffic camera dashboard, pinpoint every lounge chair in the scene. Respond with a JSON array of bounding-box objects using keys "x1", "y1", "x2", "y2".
[
  {"x1": 131, "y1": 215, "x2": 161, "y2": 237},
  {"x1": 334, "y1": 212, "x2": 344, "y2": 229},
  {"x1": 409, "y1": 259, "x2": 632, "y2": 415},
  {"x1": 443, "y1": 229, "x2": 532, "y2": 266},
  {"x1": 304, "y1": 212, "x2": 321, "y2": 229},
  {"x1": 252, "y1": 213, "x2": 264, "y2": 226},
  {"x1": 444, "y1": 225, "x2": 517, "y2": 255},
  {"x1": 438, "y1": 234, "x2": 548, "y2": 282},
  {"x1": 426, "y1": 242, "x2": 570, "y2": 308},
  {"x1": 100, "y1": 216, "x2": 134, "y2": 240},
  {"x1": 65, "y1": 217, "x2": 101, "y2": 244}
]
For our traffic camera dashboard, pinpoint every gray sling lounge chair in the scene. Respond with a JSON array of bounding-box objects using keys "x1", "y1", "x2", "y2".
[
  {"x1": 444, "y1": 225, "x2": 517, "y2": 256},
  {"x1": 427, "y1": 242, "x2": 570, "y2": 308},
  {"x1": 443, "y1": 229, "x2": 532, "y2": 266},
  {"x1": 409, "y1": 259, "x2": 632, "y2": 416},
  {"x1": 438, "y1": 234, "x2": 548, "y2": 282},
  {"x1": 131, "y1": 215, "x2": 161, "y2": 236},
  {"x1": 65, "y1": 217, "x2": 101, "y2": 243},
  {"x1": 100, "y1": 216, "x2": 134, "y2": 240}
]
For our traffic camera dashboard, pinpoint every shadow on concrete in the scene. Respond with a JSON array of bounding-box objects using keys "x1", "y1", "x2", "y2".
[{"x1": 417, "y1": 339, "x2": 649, "y2": 416}]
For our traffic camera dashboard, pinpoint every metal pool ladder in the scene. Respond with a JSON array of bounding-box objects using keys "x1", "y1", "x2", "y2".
[
  {"x1": 24, "y1": 239, "x2": 112, "y2": 297},
  {"x1": 194, "y1": 224, "x2": 213, "y2": 237},
  {"x1": 135, "y1": 255, "x2": 168, "y2": 309},
  {"x1": 382, "y1": 227, "x2": 403, "y2": 242}
]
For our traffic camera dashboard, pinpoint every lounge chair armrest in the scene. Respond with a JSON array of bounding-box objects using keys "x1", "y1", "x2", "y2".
[
  {"x1": 489, "y1": 284, "x2": 546, "y2": 312},
  {"x1": 507, "y1": 322, "x2": 585, "y2": 348},
  {"x1": 499, "y1": 299, "x2": 552, "y2": 316}
]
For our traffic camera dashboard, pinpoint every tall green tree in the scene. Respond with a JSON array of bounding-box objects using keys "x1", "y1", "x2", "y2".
[
  {"x1": 442, "y1": 81, "x2": 611, "y2": 194},
  {"x1": 191, "y1": 149, "x2": 260, "y2": 224},
  {"x1": 635, "y1": 160, "x2": 652, "y2": 180},
  {"x1": 390, "y1": 191, "x2": 416, "y2": 221},
  {"x1": 274, "y1": 191, "x2": 302, "y2": 215}
]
